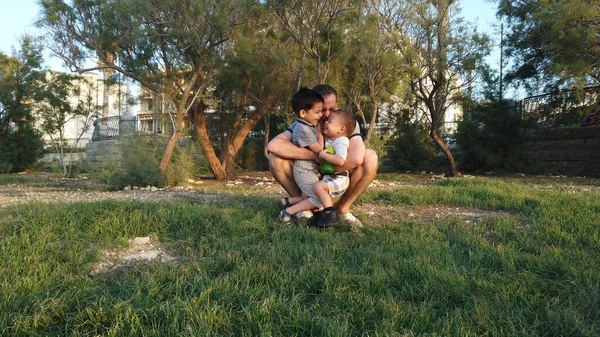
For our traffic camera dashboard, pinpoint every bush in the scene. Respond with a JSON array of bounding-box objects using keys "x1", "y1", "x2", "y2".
[
  {"x1": 0, "y1": 125, "x2": 45, "y2": 173},
  {"x1": 455, "y1": 100, "x2": 534, "y2": 173},
  {"x1": 164, "y1": 141, "x2": 195, "y2": 186},
  {"x1": 91, "y1": 135, "x2": 162, "y2": 190},
  {"x1": 383, "y1": 111, "x2": 444, "y2": 172},
  {"x1": 365, "y1": 132, "x2": 390, "y2": 164},
  {"x1": 90, "y1": 135, "x2": 204, "y2": 190},
  {"x1": 236, "y1": 137, "x2": 269, "y2": 172}
]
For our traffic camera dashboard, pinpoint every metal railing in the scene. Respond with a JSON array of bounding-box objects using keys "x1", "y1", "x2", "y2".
[
  {"x1": 521, "y1": 85, "x2": 600, "y2": 128},
  {"x1": 92, "y1": 113, "x2": 180, "y2": 141},
  {"x1": 91, "y1": 116, "x2": 121, "y2": 141}
]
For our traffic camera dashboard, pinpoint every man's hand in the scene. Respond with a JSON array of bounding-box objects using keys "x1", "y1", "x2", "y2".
[{"x1": 266, "y1": 130, "x2": 318, "y2": 161}]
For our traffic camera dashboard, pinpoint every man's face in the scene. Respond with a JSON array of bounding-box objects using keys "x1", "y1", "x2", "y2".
[{"x1": 321, "y1": 94, "x2": 338, "y2": 121}]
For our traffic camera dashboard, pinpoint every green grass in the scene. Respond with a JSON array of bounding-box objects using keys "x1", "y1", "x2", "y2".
[{"x1": 1, "y1": 178, "x2": 600, "y2": 336}]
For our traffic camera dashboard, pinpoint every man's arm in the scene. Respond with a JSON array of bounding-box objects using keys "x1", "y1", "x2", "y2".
[
  {"x1": 266, "y1": 130, "x2": 319, "y2": 161},
  {"x1": 320, "y1": 151, "x2": 345, "y2": 166},
  {"x1": 334, "y1": 135, "x2": 365, "y2": 172}
]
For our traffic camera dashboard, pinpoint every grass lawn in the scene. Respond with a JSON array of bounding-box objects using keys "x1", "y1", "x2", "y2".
[{"x1": 1, "y1": 173, "x2": 599, "y2": 336}]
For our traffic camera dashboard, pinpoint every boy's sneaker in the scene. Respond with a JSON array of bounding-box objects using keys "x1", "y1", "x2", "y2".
[
  {"x1": 311, "y1": 210, "x2": 324, "y2": 225},
  {"x1": 315, "y1": 209, "x2": 340, "y2": 228}
]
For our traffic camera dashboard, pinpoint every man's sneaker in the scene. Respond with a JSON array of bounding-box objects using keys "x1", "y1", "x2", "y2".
[
  {"x1": 316, "y1": 209, "x2": 340, "y2": 228},
  {"x1": 341, "y1": 212, "x2": 363, "y2": 228}
]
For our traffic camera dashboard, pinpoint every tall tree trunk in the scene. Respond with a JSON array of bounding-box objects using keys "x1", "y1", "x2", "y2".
[
  {"x1": 262, "y1": 111, "x2": 270, "y2": 160},
  {"x1": 102, "y1": 72, "x2": 110, "y2": 118},
  {"x1": 432, "y1": 0, "x2": 457, "y2": 177},
  {"x1": 430, "y1": 126, "x2": 457, "y2": 177},
  {"x1": 365, "y1": 79, "x2": 378, "y2": 142},
  {"x1": 158, "y1": 105, "x2": 185, "y2": 172},
  {"x1": 193, "y1": 103, "x2": 227, "y2": 181},
  {"x1": 222, "y1": 110, "x2": 263, "y2": 178},
  {"x1": 158, "y1": 130, "x2": 179, "y2": 172}
]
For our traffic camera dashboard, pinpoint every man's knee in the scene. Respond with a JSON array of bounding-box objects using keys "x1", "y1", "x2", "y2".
[
  {"x1": 269, "y1": 153, "x2": 290, "y2": 174},
  {"x1": 363, "y1": 149, "x2": 378, "y2": 175}
]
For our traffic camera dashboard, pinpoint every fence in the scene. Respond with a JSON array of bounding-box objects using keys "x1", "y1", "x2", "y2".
[
  {"x1": 91, "y1": 116, "x2": 121, "y2": 141},
  {"x1": 91, "y1": 114, "x2": 175, "y2": 141},
  {"x1": 521, "y1": 85, "x2": 600, "y2": 128}
]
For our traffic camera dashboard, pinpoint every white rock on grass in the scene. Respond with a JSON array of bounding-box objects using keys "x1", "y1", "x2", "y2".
[{"x1": 133, "y1": 236, "x2": 151, "y2": 245}]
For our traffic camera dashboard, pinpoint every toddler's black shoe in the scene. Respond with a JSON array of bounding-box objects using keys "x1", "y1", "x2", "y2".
[{"x1": 316, "y1": 209, "x2": 339, "y2": 228}]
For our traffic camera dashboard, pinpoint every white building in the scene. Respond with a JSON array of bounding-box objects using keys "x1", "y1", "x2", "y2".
[{"x1": 37, "y1": 70, "x2": 131, "y2": 147}]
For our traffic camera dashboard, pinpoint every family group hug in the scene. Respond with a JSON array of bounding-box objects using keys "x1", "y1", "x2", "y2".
[{"x1": 266, "y1": 85, "x2": 379, "y2": 228}]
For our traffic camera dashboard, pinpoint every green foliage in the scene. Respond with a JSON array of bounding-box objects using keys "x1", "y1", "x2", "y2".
[
  {"x1": 236, "y1": 137, "x2": 269, "y2": 171},
  {"x1": 383, "y1": 110, "x2": 443, "y2": 172},
  {"x1": 364, "y1": 131, "x2": 389, "y2": 163},
  {"x1": 91, "y1": 136, "x2": 162, "y2": 190},
  {"x1": 36, "y1": 72, "x2": 99, "y2": 178},
  {"x1": 0, "y1": 125, "x2": 45, "y2": 173},
  {"x1": 0, "y1": 37, "x2": 45, "y2": 173},
  {"x1": 455, "y1": 100, "x2": 534, "y2": 173},
  {"x1": 164, "y1": 141, "x2": 195, "y2": 186},
  {"x1": 499, "y1": 0, "x2": 600, "y2": 87},
  {"x1": 91, "y1": 136, "x2": 204, "y2": 189}
]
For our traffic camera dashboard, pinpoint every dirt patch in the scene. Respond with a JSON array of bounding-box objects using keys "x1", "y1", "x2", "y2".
[
  {"x1": 90, "y1": 236, "x2": 176, "y2": 275},
  {"x1": 354, "y1": 204, "x2": 514, "y2": 226}
]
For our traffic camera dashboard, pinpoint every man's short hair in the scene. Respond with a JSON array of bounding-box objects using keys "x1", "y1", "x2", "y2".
[
  {"x1": 332, "y1": 109, "x2": 356, "y2": 136},
  {"x1": 292, "y1": 87, "x2": 324, "y2": 115},
  {"x1": 312, "y1": 84, "x2": 338, "y2": 99}
]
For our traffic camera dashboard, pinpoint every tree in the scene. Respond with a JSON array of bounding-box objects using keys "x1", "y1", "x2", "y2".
[
  {"x1": 343, "y1": 2, "x2": 404, "y2": 142},
  {"x1": 212, "y1": 10, "x2": 298, "y2": 176},
  {"x1": 0, "y1": 37, "x2": 45, "y2": 172},
  {"x1": 267, "y1": 0, "x2": 355, "y2": 84},
  {"x1": 498, "y1": 0, "x2": 600, "y2": 90},
  {"x1": 381, "y1": 0, "x2": 490, "y2": 176},
  {"x1": 36, "y1": 72, "x2": 99, "y2": 178},
  {"x1": 39, "y1": 0, "x2": 253, "y2": 180}
]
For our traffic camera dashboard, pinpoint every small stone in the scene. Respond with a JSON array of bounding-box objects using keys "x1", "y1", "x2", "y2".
[
  {"x1": 132, "y1": 186, "x2": 140, "y2": 190},
  {"x1": 123, "y1": 186, "x2": 131, "y2": 191},
  {"x1": 150, "y1": 186, "x2": 158, "y2": 192},
  {"x1": 134, "y1": 236, "x2": 151, "y2": 245},
  {"x1": 408, "y1": 213, "x2": 414, "y2": 217},
  {"x1": 256, "y1": 182, "x2": 264, "y2": 186},
  {"x1": 226, "y1": 183, "x2": 235, "y2": 187}
]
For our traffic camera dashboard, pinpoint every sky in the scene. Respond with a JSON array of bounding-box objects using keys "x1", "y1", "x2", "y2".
[{"x1": 0, "y1": 0, "x2": 507, "y2": 95}]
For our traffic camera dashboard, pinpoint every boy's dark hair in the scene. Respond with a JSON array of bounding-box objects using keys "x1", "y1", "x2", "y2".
[
  {"x1": 332, "y1": 109, "x2": 356, "y2": 136},
  {"x1": 292, "y1": 87, "x2": 324, "y2": 115},
  {"x1": 312, "y1": 84, "x2": 338, "y2": 99}
]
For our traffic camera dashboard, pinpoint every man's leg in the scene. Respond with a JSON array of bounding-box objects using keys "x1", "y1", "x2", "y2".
[
  {"x1": 337, "y1": 149, "x2": 378, "y2": 215},
  {"x1": 268, "y1": 153, "x2": 302, "y2": 197}
]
